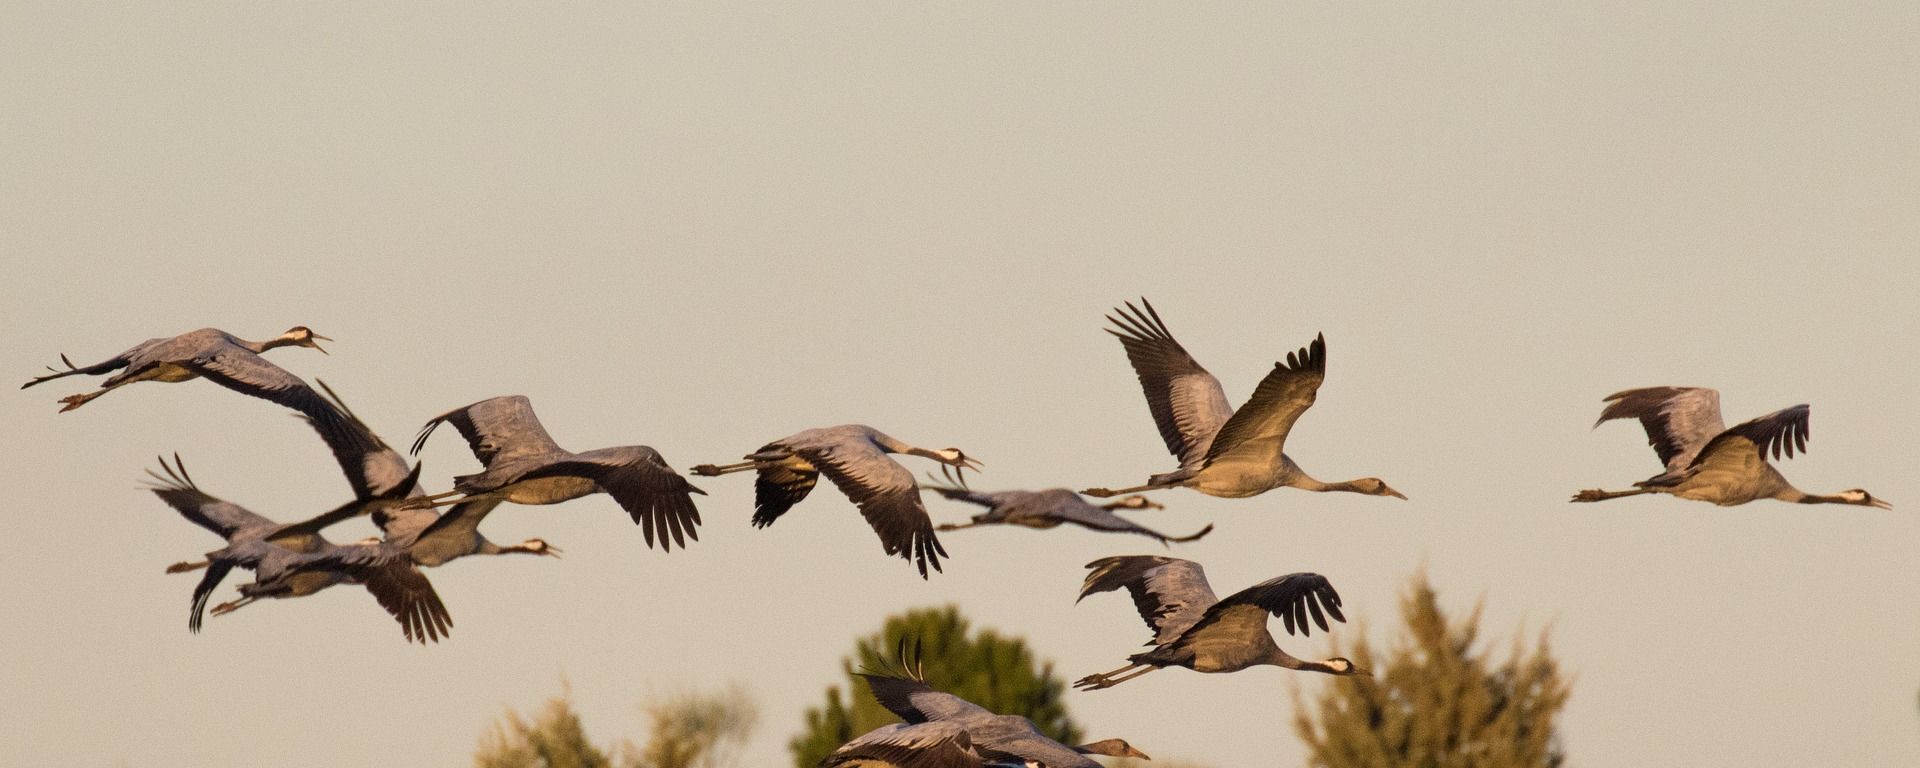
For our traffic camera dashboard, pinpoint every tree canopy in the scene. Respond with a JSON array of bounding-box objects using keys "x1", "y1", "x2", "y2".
[
  {"x1": 1292, "y1": 572, "x2": 1570, "y2": 768},
  {"x1": 788, "y1": 605, "x2": 1081, "y2": 768}
]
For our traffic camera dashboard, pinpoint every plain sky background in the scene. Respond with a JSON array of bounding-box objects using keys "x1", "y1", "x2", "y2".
[{"x1": 3, "y1": 3, "x2": 1916, "y2": 766}]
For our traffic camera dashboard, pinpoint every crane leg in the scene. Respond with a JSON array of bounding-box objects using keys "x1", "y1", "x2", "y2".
[
  {"x1": 1570, "y1": 488, "x2": 1653, "y2": 503},
  {"x1": 209, "y1": 596, "x2": 256, "y2": 616},
  {"x1": 166, "y1": 560, "x2": 210, "y2": 574},
  {"x1": 1096, "y1": 666, "x2": 1159, "y2": 688},
  {"x1": 1082, "y1": 482, "x2": 1173, "y2": 498},
  {"x1": 690, "y1": 461, "x2": 756, "y2": 477},
  {"x1": 1073, "y1": 663, "x2": 1150, "y2": 690}
]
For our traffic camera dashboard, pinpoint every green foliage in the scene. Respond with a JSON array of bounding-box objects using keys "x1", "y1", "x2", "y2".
[
  {"x1": 788, "y1": 605, "x2": 1082, "y2": 768},
  {"x1": 1293, "y1": 573, "x2": 1571, "y2": 768},
  {"x1": 475, "y1": 683, "x2": 756, "y2": 768}
]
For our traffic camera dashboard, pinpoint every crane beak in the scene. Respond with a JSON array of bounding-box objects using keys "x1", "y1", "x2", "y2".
[
  {"x1": 309, "y1": 334, "x2": 332, "y2": 355},
  {"x1": 545, "y1": 545, "x2": 564, "y2": 558},
  {"x1": 1383, "y1": 486, "x2": 1407, "y2": 500},
  {"x1": 1870, "y1": 497, "x2": 1893, "y2": 510}
]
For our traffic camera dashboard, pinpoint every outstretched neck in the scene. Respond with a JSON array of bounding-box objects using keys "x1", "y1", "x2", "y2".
[
  {"x1": 1780, "y1": 487, "x2": 1851, "y2": 505},
  {"x1": 247, "y1": 335, "x2": 299, "y2": 353},
  {"x1": 1265, "y1": 647, "x2": 1342, "y2": 674}
]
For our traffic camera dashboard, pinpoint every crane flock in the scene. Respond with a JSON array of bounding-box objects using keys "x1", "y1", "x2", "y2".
[{"x1": 25, "y1": 297, "x2": 1892, "y2": 767}]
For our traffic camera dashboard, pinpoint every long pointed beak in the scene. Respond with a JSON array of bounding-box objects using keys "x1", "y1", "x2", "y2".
[
  {"x1": 546, "y1": 545, "x2": 564, "y2": 558},
  {"x1": 1384, "y1": 487, "x2": 1407, "y2": 500},
  {"x1": 311, "y1": 338, "x2": 330, "y2": 355},
  {"x1": 1871, "y1": 498, "x2": 1893, "y2": 510}
]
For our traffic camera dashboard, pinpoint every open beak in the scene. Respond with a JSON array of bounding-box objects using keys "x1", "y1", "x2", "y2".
[
  {"x1": 1871, "y1": 497, "x2": 1893, "y2": 510},
  {"x1": 545, "y1": 545, "x2": 564, "y2": 558},
  {"x1": 310, "y1": 333, "x2": 332, "y2": 354}
]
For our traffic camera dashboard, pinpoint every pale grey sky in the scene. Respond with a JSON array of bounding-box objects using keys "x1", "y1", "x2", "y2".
[{"x1": 3, "y1": 4, "x2": 1916, "y2": 767}]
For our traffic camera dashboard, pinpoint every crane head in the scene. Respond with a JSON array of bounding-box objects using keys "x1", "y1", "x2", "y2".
[
  {"x1": 936, "y1": 448, "x2": 982, "y2": 477},
  {"x1": 1355, "y1": 478, "x2": 1406, "y2": 500},
  {"x1": 281, "y1": 326, "x2": 333, "y2": 355},
  {"x1": 1321, "y1": 657, "x2": 1368, "y2": 676},
  {"x1": 521, "y1": 538, "x2": 563, "y2": 558},
  {"x1": 1075, "y1": 738, "x2": 1151, "y2": 760},
  {"x1": 1106, "y1": 494, "x2": 1164, "y2": 511},
  {"x1": 1840, "y1": 489, "x2": 1892, "y2": 509}
]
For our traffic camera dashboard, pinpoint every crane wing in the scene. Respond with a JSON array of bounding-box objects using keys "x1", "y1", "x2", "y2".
[
  {"x1": 1198, "y1": 571, "x2": 1346, "y2": 638},
  {"x1": 751, "y1": 442, "x2": 820, "y2": 528},
  {"x1": 1688, "y1": 404, "x2": 1811, "y2": 472},
  {"x1": 297, "y1": 380, "x2": 420, "y2": 500},
  {"x1": 860, "y1": 673, "x2": 994, "y2": 724},
  {"x1": 800, "y1": 444, "x2": 948, "y2": 578},
  {"x1": 520, "y1": 447, "x2": 706, "y2": 552},
  {"x1": 187, "y1": 560, "x2": 235, "y2": 634},
  {"x1": 1596, "y1": 387, "x2": 1726, "y2": 471},
  {"x1": 186, "y1": 348, "x2": 350, "y2": 430},
  {"x1": 410, "y1": 395, "x2": 567, "y2": 468},
  {"x1": 1044, "y1": 498, "x2": 1207, "y2": 543},
  {"x1": 301, "y1": 543, "x2": 453, "y2": 643},
  {"x1": 1202, "y1": 333, "x2": 1326, "y2": 468},
  {"x1": 1078, "y1": 556, "x2": 1218, "y2": 645},
  {"x1": 407, "y1": 497, "x2": 506, "y2": 551},
  {"x1": 1106, "y1": 299, "x2": 1234, "y2": 469},
  {"x1": 144, "y1": 456, "x2": 274, "y2": 538},
  {"x1": 826, "y1": 722, "x2": 984, "y2": 768}
]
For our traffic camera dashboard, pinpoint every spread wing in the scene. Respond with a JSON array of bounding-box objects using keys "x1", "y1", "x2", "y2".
[
  {"x1": 1041, "y1": 496, "x2": 1210, "y2": 543},
  {"x1": 752, "y1": 443, "x2": 819, "y2": 528},
  {"x1": 1106, "y1": 299, "x2": 1234, "y2": 469},
  {"x1": 186, "y1": 348, "x2": 351, "y2": 431},
  {"x1": 1196, "y1": 571, "x2": 1346, "y2": 638},
  {"x1": 1202, "y1": 333, "x2": 1326, "y2": 468},
  {"x1": 406, "y1": 498, "x2": 506, "y2": 551},
  {"x1": 296, "y1": 544, "x2": 453, "y2": 643},
  {"x1": 825, "y1": 722, "x2": 984, "y2": 768},
  {"x1": 1078, "y1": 556, "x2": 1218, "y2": 645},
  {"x1": 517, "y1": 447, "x2": 706, "y2": 551},
  {"x1": 1689, "y1": 404, "x2": 1811, "y2": 472},
  {"x1": 860, "y1": 673, "x2": 994, "y2": 724},
  {"x1": 1597, "y1": 387, "x2": 1726, "y2": 471},
  {"x1": 800, "y1": 444, "x2": 947, "y2": 578},
  {"x1": 144, "y1": 455, "x2": 272, "y2": 538},
  {"x1": 411, "y1": 395, "x2": 566, "y2": 469},
  {"x1": 300, "y1": 380, "x2": 420, "y2": 500}
]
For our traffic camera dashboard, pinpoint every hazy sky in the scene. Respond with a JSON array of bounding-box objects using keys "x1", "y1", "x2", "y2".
[{"x1": 3, "y1": 4, "x2": 1916, "y2": 767}]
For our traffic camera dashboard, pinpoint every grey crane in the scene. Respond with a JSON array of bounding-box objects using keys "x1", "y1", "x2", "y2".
[
  {"x1": 824, "y1": 722, "x2": 1037, "y2": 768},
  {"x1": 146, "y1": 455, "x2": 450, "y2": 643},
  {"x1": 403, "y1": 395, "x2": 705, "y2": 551},
  {"x1": 22, "y1": 326, "x2": 334, "y2": 416},
  {"x1": 689, "y1": 424, "x2": 981, "y2": 578},
  {"x1": 159, "y1": 379, "x2": 426, "y2": 577},
  {"x1": 924, "y1": 467, "x2": 1212, "y2": 545},
  {"x1": 1073, "y1": 555, "x2": 1363, "y2": 690},
  {"x1": 856, "y1": 650, "x2": 1150, "y2": 767},
  {"x1": 1572, "y1": 386, "x2": 1891, "y2": 509},
  {"x1": 1082, "y1": 299, "x2": 1404, "y2": 502}
]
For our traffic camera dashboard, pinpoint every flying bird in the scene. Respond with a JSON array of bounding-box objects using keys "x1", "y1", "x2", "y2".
[
  {"x1": 1572, "y1": 386, "x2": 1891, "y2": 509},
  {"x1": 146, "y1": 455, "x2": 450, "y2": 643},
  {"x1": 691, "y1": 424, "x2": 980, "y2": 578},
  {"x1": 857, "y1": 648, "x2": 1149, "y2": 767},
  {"x1": 404, "y1": 395, "x2": 705, "y2": 551},
  {"x1": 924, "y1": 468, "x2": 1212, "y2": 545},
  {"x1": 1083, "y1": 299, "x2": 1404, "y2": 502},
  {"x1": 1074, "y1": 555, "x2": 1363, "y2": 690},
  {"x1": 22, "y1": 326, "x2": 336, "y2": 416}
]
